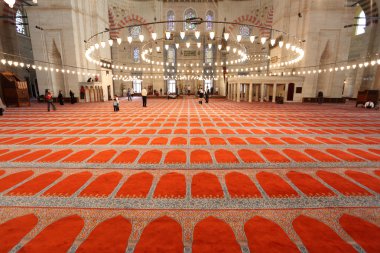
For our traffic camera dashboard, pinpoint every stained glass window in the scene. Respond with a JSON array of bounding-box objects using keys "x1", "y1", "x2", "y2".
[
  {"x1": 133, "y1": 47, "x2": 140, "y2": 63},
  {"x1": 16, "y1": 10, "x2": 26, "y2": 35},
  {"x1": 355, "y1": 10, "x2": 366, "y2": 35},
  {"x1": 167, "y1": 10, "x2": 175, "y2": 31},
  {"x1": 205, "y1": 10, "x2": 213, "y2": 30},
  {"x1": 239, "y1": 25, "x2": 251, "y2": 38},
  {"x1": 184, "y1": 8, "x2": 196, "y2": 31},
  {"x1": 129, "y1": 26, "x2": 141, "y2": 38}
]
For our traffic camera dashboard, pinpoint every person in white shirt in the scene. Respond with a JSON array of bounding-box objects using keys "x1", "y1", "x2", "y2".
[{"x1": 141, "y1": 87, "x2": 147, "y2": 107}]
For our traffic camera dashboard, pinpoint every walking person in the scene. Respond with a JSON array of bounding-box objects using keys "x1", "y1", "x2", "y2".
[
  {"x1": 69, "y1": 90, "x2": 75, "y2": 104},
  {"x1": 205, "y1": 89, "x2": 210, "y2": 104},
  {"x1": 141, "y1": 87, "x2": 147, "y2": 107},
  {"x1": 45, "y1": 89, "x2": 56, "y2": 112},
  {"x1": 198, "y1": 88, "x2": 204, "y2": 105},
  {"x1": 58, "y1": 90, "x2": 64, "y2": 105},
  {"x1": 115, "y1": 95, "x2": 120, "y2": 111}
]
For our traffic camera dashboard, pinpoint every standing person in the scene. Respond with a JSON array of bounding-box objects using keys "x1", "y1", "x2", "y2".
[
  {"x1": 160, "y1": 88, "x2": 162, "y2": 96},
  {"x1": 205, "y1": 89, "x2": 209, "y2": 103},
  {"x1": 187, "y1": 85, "x2": 191, "y2": 96},
  {"x1": 45, "y1": 89, "x2": 56, "y2": 112},
  {"x1": 69, "y1": 90, "x2": 75, "y2": 104},
  {"x1": 198, "y1": 88, "x2": 204, "y2": 104},
  {"x1": 141, "y1": 87, "x2": 147, "y2": 107},
  {"x1": 113, "y1": 98, "x2": 119, "y2": 112},
  {"x1": 115, "y1": 95, "x2": 120, "y2": 111},
  {"x1": 127, "y1": 88, "x2": 132, "y2": 101},
  {"x1": 80, "y1": 86, "x2": 85, "y2": 100},
  {"x1": 130, "y1": 89, "x2": 134, "y2": 99},
  {"x1": 58, "y1": 90, "x2": 64, "y2": 105}
]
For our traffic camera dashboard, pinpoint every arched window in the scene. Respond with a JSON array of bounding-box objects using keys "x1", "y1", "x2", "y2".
[
  {"x1": 184, "y1": 8, "x2": 197, "y2": 31},
  {"x1": 167, "y1": 10, "x2": 175, "y2": 31},
  {"x1": 205, "y1": 10, "x2": 214, "y2": 30},
  {"x1": 133, "y1": 47, "x2": 140, "y2": 62},
  {"x1": 16, "y1": 10, "x2": 26, "y2": 35},
  {"x1": 239, "y1": 25, "x2": 251, "y2": 38},
  {"x1": 355, "y1": 10, "x2": 366, "y2": 35},
  {"x1": 129, "y1": 26, "x2": 141, "y2": 38}
]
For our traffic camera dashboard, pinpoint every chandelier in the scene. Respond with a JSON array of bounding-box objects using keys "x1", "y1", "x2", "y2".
[{"x1": 4, "y1": 0, "x2": 15, "y2": 8}]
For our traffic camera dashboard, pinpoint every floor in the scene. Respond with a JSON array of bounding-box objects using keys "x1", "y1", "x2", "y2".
[{"x1": 0, "y1": 97, "x2": 379, "y2": 252}]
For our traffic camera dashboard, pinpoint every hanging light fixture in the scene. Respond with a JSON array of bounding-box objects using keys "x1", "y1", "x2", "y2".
[
  {"x1": 226, "y1": 46, "x2": 230, "y2": 52},
  {"x1": 175, "y1": 43, "x2": 179, "y2": 49},
  {"x1": 250, "y1": 35, "x2": 255, "y2": 43},
  {"x1": 4, "y1": 0, "x2": 16, "y2": 8},
  {"x1": 127, "y1": 36, "x2": 132, "y2": 44},
  {"x1": 101, "y1": 41, "x2": 106, "y2": 48},
  {"x1": 156, "y1": 46, "x2": 160, "y2": 52},
  {"x1": 151, "y1": 32, "x2": 157, "y2": 41},
  {"x1": 195, "y1": 31, "x2": 200, "y2": 39},
  {"x1": 186, "y1": 42, "x2": 190, "y2": 48},
  {"x1": 236, "y1": 35, "x2": 242, "y2": 42},
  {"x1": 197, "y1": 42, "x2": 201, "y2": 48},
  {"x1": 224, "y1": 32, "x2": 229, "y2": 41},
  {"x1": 218, "y1": 44, "x2": 222, "y2": 50},
  {"x1": 117, "y1": 38, "x2": 122, "y2": 45},
  {"x1": 165, "y1": 31, "x2": 171, "y2": 40},
  {"x1": 209, "y1": 31, "x2": 215, "y2": 40},
  {"x1": 278, "y1": 41, "x2": 284, "y2": 48},
  {"x1": 286, "y1": 43, "x2": 291, "y2": 49},
  {"x1": 208, "y1": 43, "x2": 212, "y2": 49},
  {"x1": 139, "y1": 34, "x2": 144, "y2": 42},
  {"x1": 270, "y1": 39, "x2": 276, "y2": 46},
  {"x1": 260, "y1": 37, "x2": 267, "y2": 44},
  {"x1": 180, "y1": 31, "x2": 185, "y2": 39},
  {"x1": 165, "y1": 44, "x2": 169, "y2": 50}
]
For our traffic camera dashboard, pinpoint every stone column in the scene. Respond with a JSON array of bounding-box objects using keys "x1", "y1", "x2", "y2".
[
  {"x1": 233, "y1": 83, "x2": 236, "y2": 101},
  {"x1": 227, "y1": 83, "x2": 230, "y2": 100},
  {"x1": 255, "y1": 84, "x2": 259, "y2": 102},
  {"x1": 236, "y1": 83, "x2": 241, "y2": 102},
  {"x1": 248, "y1": 83, "x2": 253, "y2": 102},
  {"x1": 272, "y1": 83, "x2": 277, "y2": 103},
  {"x1": 260, "y1": 83, "x2": 265, "y2": 102},
  {"x1": 284, "y1": 83, "x2": 289, "y2": 102}
]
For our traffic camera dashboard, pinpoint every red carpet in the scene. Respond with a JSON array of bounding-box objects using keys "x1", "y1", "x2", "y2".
[
  {"x1": 256, "y1": 172, "x2": 299, "y2": 198},
  {"x1": 43, "y1": 172, "x2": 92, "y2": 197},
  {"x1": 134, "y1": 216, "x2": 183, "y2": 253},
  {"x1": 192, "y1": 172, "x2": 224, "y2": 198},
  {"x1": 293, "y1": 215, "x2": 357, "y2": 253},
  {"x1": 19, "y1": 215, "x2": 84, "y2": 253},
  {"x1": 225, "y1": 172, "x2": 262, "y2": 198},
  {"x1": 154, "y1": 172, "x2": 186, "y2": 198},
  {"x1": 0, "y1": 170, "x2": 34, "y2": 192},
  {"x1": 192, "y1": 216, "x2": 241, "y2": 253},
  {"x1": 287, "y1": 171, "x2": 335, "y2": 197},
  {"x1": 245, "y1": 216, "x2": 300, "y2": 253},
  {"x1": 0, "y1": 214, "x2": 38, "y2": 253},
  {"x1": 340, "y1": 214, "x2": 380, "y2": 253},
  {"x1": 76, "y1": 215, "x2": 131, "y2": 253},
  {"x1": 79, "y1": 172, "x2": 122, "y2": 197},
  {"x1": 116, "y1": 172, "x2": 153, "y2": 198}
]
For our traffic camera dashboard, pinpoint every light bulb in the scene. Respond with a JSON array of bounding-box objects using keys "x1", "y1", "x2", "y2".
[
  {"x1": 186, "y1": 42, "x2": 190, "y2": 48},
  {"x1": 218, "y1": 44, "x2": 222, "y2": 50},
  {"x1": 224, "y1": 33, "x2": 229, "y2": 41},
  {"x1": 151, "y1": 32, "x2": 157, "y2": 41},
  {"x1": 108, "y1": 39, "x2": 113, "y2": 46},
  {"x1": 165, "y1": 31, "x2": 171, "y2": 40},
  {"x1": 270, "y1": 39, "x2": 275, "y2": 46},
  {"x1": 139, "y1": 34, "x2": 144, "y2": 42},
  {"x1": 175, "y1": 43, "x2": 179, "y2": 49},
  {"x1": 165, "y1": 44, "x2": 169, "y2": 50},
  {"x1": 117, "y1": 38, "x2": 122, "y2": 45},
  {"x1": 209, "y1": 31, "x2": 215, "y2": 40},
  {"x1": 0, "y1": 59, "x2": 6, "y2": 65},
  {"x1": 250, "y1": 35, "x2": 255, "y2": 43},
  {"x1": 94, "y1": 43, "x2": 99, "y2": 49},
  {"x1": 233, "y1": 48, "x2": 237, "y2": 53},
  {"x1": 127, "y1": 36, "x2": 132, "y2": 43},
  {"x1": 180, "y1": 31, "x2": 185, "y2": 39},
  {"x1": 208, "y1": 44, "x2": 212, "y2": 49},
  {"x1": 286, "y1": 43, "x2": 291, "y2": 49},
  {"x1": 195, "y1": 31, "x2": 200, "y2": 39},
  {"x1": 226, "y1": 46, "x2": 230, "y2": 52},
  {"x1": 236, "y1": 35, "x2": 242, "y2": 42},
  {"x1": 197, "y1": 42, "x2": 201, "y2": 48},
  {"x1": 101, "y1": 41, "x2": 106, "y2": 48},
  {"x1": 278, "y1": 41, "x2": 284, "y2": 48},
  {"x1": 156, "y1": 46, "x2": 160, "y2": 52},
  {"x1": 260, "y1": 37, "x2": 267, "y2": 44}
]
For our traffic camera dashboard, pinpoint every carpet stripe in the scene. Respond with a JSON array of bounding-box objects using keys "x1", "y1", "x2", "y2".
[
  {"x1": 17, "y1": 138, "x2": 46, "y2": 145},
  {"x1": 131, "y1": 137, "x2": 150, "y2": 145},
  {"x1": 326, "y1": 149, "x2": 364, "y2": 162},
  {"x1": 227, "y1": 137, "x2": 246, "y2": 145},
  {"x1": 191, "y1": 137, "x2": 207, "y2": 145},
  {"x1": 281, "y1": 137, "x2": 304, "y2": 144},
  {"x1": 164, "y1": 150, "x2": 186, "y2": 164},
  {"x1": 79, "y1": 172, "x2": 122, "y2": 198},
  {"x1": 192, "y1": 172, "x2": 224, "y2": 198},
  {"x1": 191, "y1": 150, "x2": 212, "y2": 164},
  {"x1": 35, "y1": 137, "x2": 63, "y2": 145},
  {"x1": 19, "y1": 215, "x2": 84, "y2": 253},
  {"x1": 317, "y1": 171, "x2": 371, "y2": 196},
  {"x1": 0, "y1": 149, "x2": 31, "y2": 162},
  {"x1": 245, "y1": 216, "x2": 300, "y2": 253},
  {"x1": 134, "y1": 216, "x2": 183, "y2": 253},
  {"x1": 138, "y1": 150, "x2": 162, "y2": 164},
  {"x1": 225, "y1": 172, "x2": 262, "y2": 198},
  {"x1": 345, "y1": 170, "x2": 380, "y2": 194},
  {"x1": 0, "y1": 214, "x2": 38, "y2": 253},
  {"x1": 192, "y1": 216, "x2": 241, "y2": 253},
  {"x1": 347, "y1": 149, "x2": 380, "y2": 161},
  {"x1": 238, "y1": 149, "x2": 265, "y2": 163},
  {"x1": 260, "y1": 149, "x2": 290, "y2": 163},
  {"x1": 151, "y1": 137, "x2": 168, "y2": 145},
  {"x1": 304, "y1": 149, "x2": 340, "y2": 162},
  {"x1": 0, "y1": 170, "x2": 34, "y2": 192},
  {"x1": 256, "y1": 172, "x2": 299, "y2": 198},
  {"x1": 283, "y1": 149, "x2": 315, "y2": 162},
  {"x1": 112, "y1": 150, "x2": 139, "y2": 164},
  {"x1": 37, "y1": 149, "x2": 73, "y2": 163},
  {"x1": 215, "y1": 149, "x2": 239, "y2": 163},
  {"x1": 7, "y1": 171, "x2": 62, "y2": 196},
  {"x1": 42, "y1": 172, "x2": 92, "y2": 197},
  {"x1": 13, "y1": 149, "x2": 52, "y2": 162},
  {"x1": 287, "y1": 171, "x2": 335, "y2": 197},
  {"x1": 210, "y1": 137, "x2": 227, "y2": 145},
  {"x1": 87, "y1": 150, "x2": 117, "y2": 163},
  {"x1": 293, "y1": 215, "x2": 356, "y2": 253},
  {"x1": 340, "y1": 214, "x2": 380, "y2": 253},
  {"x1": 116, "y1": 172, "x2": 153, "y2": 198},
  {"x1": 154, "y1": 172, "x2": 186, "y2": 198},
  {"x1": 62, "y1": 150, "x2": 95, "y2": 163},
  {"x1": 73, "y1": 137, "x2": 97, "y2": 145},
  {"x1": 76, "y1": 216, "x2": 131, "y2": 253}
]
